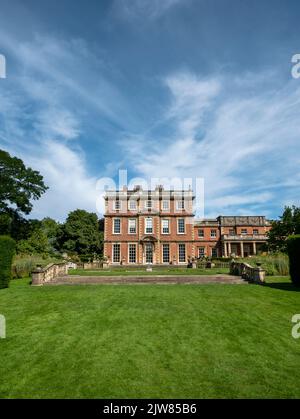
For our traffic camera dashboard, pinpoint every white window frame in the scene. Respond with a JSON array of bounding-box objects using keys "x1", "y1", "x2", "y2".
[
  {"x1": 177, "y1": 218, "x2": 185, "y2": 234},
  {"x1": 128, "y1": 200, "x2": 137, "y2": 211},
  {"x1": 161, "y1": 219, "x2": 170, "y2": 234},
  {"x1": 162, "y1": 200, "x2": 170, "y2": 211},
  {"x1": 145, "y1": 217, "x2": 153, "y2": 234},
  {"x1": 241, "y1": 229, "x2": 248, "y2": 235},
  {"x1": 162, "y1": 244, "x2": 170, "y2": 263},
  {"x1": 198, "y1": 229, "x2": 204, "y2": 238},
  {"x1": 198, "y1": 247, "x2": 205, "y2": 258},
  {"x1": 128, "y1": 243, "x2": 137, "y2": 264},
  {"x1": 145, "y1": 199, "x2": 152, "y2": 209},
  {"x1": 113, "y1": 200, "x2": 121, "y2": 211},
  {"x1": 112, "y1": 243, "x2": 121, "y2": 263},
  {"x1": 210, "y1": 229, "x2": 217, "y2": 238},
  {"x1": 176, "y1": 199, "x2": 185, "y2": 210},
  {"x1": 113, "y1": 218, "x2": 121, "y2": 234},
  {"x1": 178, "y1": 243, "x2": 186, "y2": 263},
  {"x1": 128, "y1": 218, "x2": 137, "y2": 234}
]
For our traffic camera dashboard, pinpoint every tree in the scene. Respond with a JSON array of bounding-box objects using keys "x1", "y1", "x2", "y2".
[
  {"x1": 267, "y1": 206, "x2": 300, "y2": 252},
  {"x1": 55, "y1": 209, "x2": 102, "y2": 256},
  {"x1": 0, "y1": 235, "x2": 16, "y2": 289},
  {"x1": 0, "y1": 149, "x2": 48, "y2": 215},
  {"x1": 287, "y1": 235, "x2": 300, "y2": 286}
]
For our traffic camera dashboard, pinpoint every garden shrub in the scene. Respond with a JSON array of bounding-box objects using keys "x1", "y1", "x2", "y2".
[
  {"x1": 287, "y1": 235, "x2": 300, "y2": 286},
  {"x1": 0, "y1": 235, "x2": 16, "y2": 289}
]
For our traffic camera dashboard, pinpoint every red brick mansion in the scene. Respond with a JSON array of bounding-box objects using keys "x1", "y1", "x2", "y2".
[{"x1": 104, "y1": 186, "x2": 271, "y2": 265}]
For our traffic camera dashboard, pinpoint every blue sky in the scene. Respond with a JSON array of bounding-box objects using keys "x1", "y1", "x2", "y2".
[{"x1": 0, "y1": 0, "x2": 300, "y2": 221}]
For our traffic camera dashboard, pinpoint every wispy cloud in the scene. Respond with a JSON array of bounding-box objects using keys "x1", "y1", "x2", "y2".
[
  {"x1": 122, "y1": 70, "x2": 300, "y2": 218},
  {"x1": 113, "y1": 0, "x2": 183, "y2": 20}
]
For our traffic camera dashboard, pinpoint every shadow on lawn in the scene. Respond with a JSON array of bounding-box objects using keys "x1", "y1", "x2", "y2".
[{"x1": 263, "y1": 282, "x2": 300, "y2": 292}]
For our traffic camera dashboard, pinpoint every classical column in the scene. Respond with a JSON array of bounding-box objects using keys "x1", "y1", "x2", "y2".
[
  {"x1": 253, "y1": 241, "x2": 256, "y2": 255},
  {"x1": 228, "y1": 242, "x2": 232, "y2": 257},
  {"x1": 240, "y1": 241, "x2": 244, "y2": 258},
  {"x1": 224, "y1": 242, "x2": 228, "y2": 257}
]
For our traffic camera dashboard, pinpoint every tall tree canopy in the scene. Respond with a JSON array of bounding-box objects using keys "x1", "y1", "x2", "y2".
[
  {"x1": 55, "y1": 209, "x2": 103, "y2": 256},
  {"x1": 267, "y1": 206, "x2": 300, "y2": 252},
  {"x1": 0, "y1": 149, "x2": 48, "y2": 215}
]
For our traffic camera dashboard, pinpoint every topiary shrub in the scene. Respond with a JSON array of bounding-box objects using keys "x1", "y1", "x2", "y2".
[
  {"x1": 287, "y1": 235, "x2": 300, "y2": 287},
  {"x1": 0, "y1": 235, "x2": 16, "y2": 289}
]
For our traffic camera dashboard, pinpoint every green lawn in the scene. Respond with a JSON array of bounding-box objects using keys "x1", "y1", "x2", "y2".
[
  {"x1": 0, "y1": 277, "x2": 300, "y2": 398},
  {"x1": 69, "y1": 267, "x2": 229, "y2": 276}
]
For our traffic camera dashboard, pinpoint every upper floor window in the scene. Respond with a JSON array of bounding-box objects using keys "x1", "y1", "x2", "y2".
[
  {"x1": 210, "y1": 229, "x2": 217, "y2": 238},
  {"x1": 145, "y1": 199, "x2": 152, "y2": 209},
  {"x1": 241, "y1": 229, "x2": 248, "y2": 235},
  {"x1": 145, "y1": 217, "x2": 153, "y2": 234},
  {"x1": 114, "y1": 200, "x2": 121, "y2": 210},
  {"x1": 128, "y1": 219, "x2": 137, "y2": 234},
  {"x1": 177, "y1": 218, "x2": 185, "y2": 234},
  {"x1": 162, "y1": 219, "x2": 170, "y2": 234},
  {"x1": 113, "y1": 218, "x2": 121, "y2": 234},
  {"x1": 128, "y1": 200, "x2": 137, "y2": 211},
  {"x1": 162, "y1": 200, "x2": 169, "y2": 211},
  {"x1": 229, "y1": 229, "x2": 235, "y2": 236},
  {"x1": 198, "y1": 229, "x2": 204, "y2": 238},
  {"x1": 253, "y1": 229, "x2": 259, "y2": 235},
  {"x1": 176, "y1": 199, "x2": 185, "y2": 210}
]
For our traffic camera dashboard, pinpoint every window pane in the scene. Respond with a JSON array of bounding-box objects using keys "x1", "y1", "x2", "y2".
[
  {"x1": 162, "y1": 244, "x2": 170, "y2": 263},
  {"x1": 162, "y1": 200, "x2": 169, "y2": 210},
  {"x1": 198, "y1": 229, "x2": 204, "y2": 237},
  {"x1": 145, "y1": 218, "x2": 153, "y2": 233},
  {"x1": 113, "y1": 244, "x2": 120, "y2": 262},
  {"x1": 114, "y1": 219, "x2": 121, "y2": 234},
  {"x1": 198, "y1": 247, "x2": 205, "y2": 257},
  {"x1": 178, "y1": 244, "x2": 186, "y2": 262},
  {"x1": 129, "y1": 244, "x2": 136, "y2": 263},
  {"x1": 162, "y1": 219, "x2": 169, "y2": 234},
  {"x1": 128, "y1": 219, "x2": 136, "y2": 234},
  {"x1": 178, "y1": 218, "x2": 185, "y2": 233}
]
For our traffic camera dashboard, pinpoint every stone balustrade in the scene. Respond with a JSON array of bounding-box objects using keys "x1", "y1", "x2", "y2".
[
  {"x1": 31, "y1": 263, "x2": 68, "y2": 285},
  {"x1": 230, "y1": 260, "x2": 265, "y2": 283}
]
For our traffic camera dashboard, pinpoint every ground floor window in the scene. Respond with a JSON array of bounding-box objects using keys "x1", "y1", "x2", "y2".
[
  {"x1": 198, "y1": 247, "x2": 205, "y2": 257},
  {"x1": 211, "y1": 247, "x2": 218, "y2": 257},
  {"x1": 178, "y1": 244, "x2": 186, "y2": 262},
  {"x1": 162, "y1": 244, "x2": 170, "y2": 263},
  {"x1": 113, "y1": 244, "x2": 120, "y2": 262},
  {"x1": 128, "y1": 244, "x2": 137, "y2": 263}
]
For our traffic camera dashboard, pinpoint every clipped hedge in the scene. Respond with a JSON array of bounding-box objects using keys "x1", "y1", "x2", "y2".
[
  {"x1": 0, "y1": 235, "x2": 16, "y2": 289},
  {"x1": 287, "y1": 235, "x2": 300, "y2": 286}
]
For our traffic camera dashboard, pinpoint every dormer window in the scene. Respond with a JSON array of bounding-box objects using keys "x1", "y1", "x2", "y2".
[
  {"x1": 145, "y1": 199, "x2": 152, "y2": 209},
  {"x1": 176, "y1": 199, "x2": 185, "y2": 210},
  {"x1": 114, "y1": 200, "x2": 121, "y2": 210},
  {"x1": 128, "y1": 200, "x2": 137, "y2": 210}
]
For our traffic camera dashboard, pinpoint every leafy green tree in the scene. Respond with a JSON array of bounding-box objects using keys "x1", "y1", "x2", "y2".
[
  {"x1": 16, "y1": 228, "x2": 50, "y2": 255},
  {"x1": 267, "y1": 206, "x2": 300, "y2": 252},
  {"x1": 0, "y1": 149, "x2": 48, "y2": 215},
  {"x1": 55, "y1": 210, "x2": 102, "y2": 256}
]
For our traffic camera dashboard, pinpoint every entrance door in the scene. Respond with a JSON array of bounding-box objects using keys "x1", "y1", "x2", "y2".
[{"x1": 145, "y1": 243, "x2": 153, "y2": 264}]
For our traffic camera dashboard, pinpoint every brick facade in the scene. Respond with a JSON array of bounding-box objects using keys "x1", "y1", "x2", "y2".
[{"x1": 104, "y1": 186, "x2": 271, "y2": 265}]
